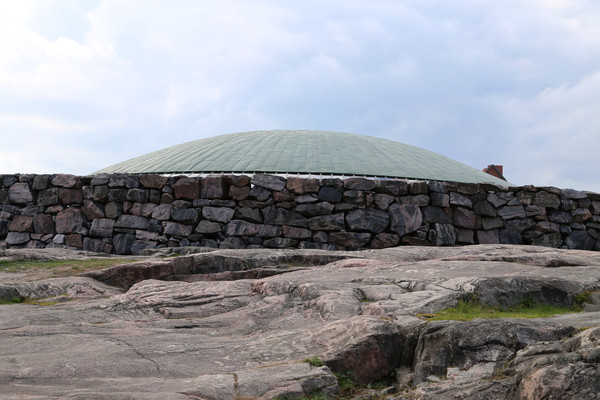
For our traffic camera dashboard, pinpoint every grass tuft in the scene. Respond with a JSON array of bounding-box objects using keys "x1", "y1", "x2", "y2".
[
  {"x1": 423, "y1": 296, "x2": 584, "y2": 321},
  {"x1": 303, "y1": 356, "x2": 325, "y2": 367}
]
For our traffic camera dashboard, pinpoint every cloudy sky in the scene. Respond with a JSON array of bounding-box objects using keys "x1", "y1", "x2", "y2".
[{"x1": 1, "y1": 0, "x2": 599, "y2": 192}]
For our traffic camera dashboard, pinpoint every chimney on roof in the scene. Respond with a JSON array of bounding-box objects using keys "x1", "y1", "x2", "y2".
[{"x1": 483, "y1": 164, "x2": 506, "y2": 181}]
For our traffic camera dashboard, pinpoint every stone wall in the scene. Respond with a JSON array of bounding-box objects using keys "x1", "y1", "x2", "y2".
[{"x1": 1, "y1": 173, "x2": 599, "y2": 254}]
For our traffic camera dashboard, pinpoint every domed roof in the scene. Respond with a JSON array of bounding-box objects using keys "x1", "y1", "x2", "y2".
[{"x1": 95, "y1": 130, "x2": 509, "y2": 185}]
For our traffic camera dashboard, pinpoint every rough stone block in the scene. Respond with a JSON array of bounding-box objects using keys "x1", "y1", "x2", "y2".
[
  {"x1": 236, "y1": 207, "x2": 263, "y2": 223},
  {"x1": 318, "y1": 186, "x2": 343, "y2": 203},
  {"x1": 83, "y1": 237, "x2": 113, "y2": 253},
  {"x1": 8, "y1": 215, "x2": 33, "y2": 232},
  {"x1": 263, "y1": 207, "x2": 308, "y2": 228},
  {"x1": 162, "y1": 221, "x2": 194, "y2": 237},
  {"x1": 430, "y1": 192, "x2": 449, "y2": 208},
  {"x1": 397, "y1": 194, "x2": 430, "y2": 207},
  {"x1": 8, "y1": 183, "x2": 33, "y2": 204},
  {"x1": 195, "y1": 220, "x2": 222, "y2": 234},
  {"x1": 115, "y1": 215, "x2": 149, "y2": 230},
  {"x1": 505, "y1": 218, "x2": 535, "y2": 233},
  {"x1": 452, "y1": 208, "x2": 481, "y2": 229},
  {"x1": 487, "y1": 192, "x2": 513, "y2": 208},
  {"x1": 481, "y1": 217, "x2": 504, "y2": 231},
  {"x1": 139, "y1": 174, "x2": 168, "y2": 189},
  {"x1": 257, "y1": 225, "x2": 282, "y2": 238},
  {"x1": 31, "y1": 175, "x2": 50, "y2": 190},
  {"x1": 59, "y1": 189, "x2": 83, "y2": 205},
  {"x1": 346, "y1": 208, "x2": 389, "y2": 233},
  {"x1": 565, "y1": 230, "x2": 596, "y2": 250},
  {"x1": 532, "y1": 191, "x2": 561, "y2": 209},
  {"x1": 173, "y1": 177, "x2": 200, "y2": 200},
  {"x1": 286, "y1": 177, "x2": 319, "y2": 194},
  {"x1": 344, "y1": 178, "x2": 376, "y2": 191},
  {"x1": 129, "y1": 203, "x2": 156, "y2": 217},
  {"x1": 282, "y1": 226, "x2": 312, "y2": 239},
  {"x1": 263, "y1": 237, "x2": 298, "y2": 248},
  {"x1": 171, "y1": 208, "x2": 199, "y2": 225},
  {"x1": 308, "y1": 213, "x2": 345, "y2": 231},
  {"x1": 531, "y1": 232, "x2": 562, "y2": 248},
  {"x1": 6, "y1": 232, "x2": 29, "y2": 244},
  {"x1": 389, "y1": 204, "x2": 423, "y2": 236},
  {"x1": 201, "y1": 176, "x2": 226, "y2": 199},
  {"x1": 423, "y1": 206, "x2": 452, "y2": 224},
  {"x1": 329, "y1": 232, "x2": 371, "y2": 248},
  {"x1": 249, "y1": 186, "x2": 271, "y2": 202},
  {"x1": 561, "y1": 189, "x2": 587, "y2": 200},
  {"x1": 473, "y1": 200, "x2": 497, "y2": 217},
  {"x1": 90, "y1": 219, "x2": 115, "y2": 238},
  {"x1": 65, "y1": 234, "x2": 83, "y2": 248},
  {"x1": 450, "y1": 192, "x2": 472, "y2": 208},
  {"x1": 55, "y1": 208, "x2": 87, "y2": 234},
  {"x1": 572, "y1": 208, "x2": 592, "y2": 223},
  {"x1": 273, "y1": 191, "x2": 294, "y2": 202},
  {"x1": 51, "y1": 174, "x2": 78, "y2": 188},
  {"x1": 456, "y1": 228, "x2": 474, "y2": 244},
  {"x1": 252, "y1": 174, "x2": 286, "y2": 191},
  {"x1": 370, "y1": 232, "x2": 400, "y2": 249},
  {"x1": 113, "y1": 233, "x2": 135, "y2": 254},
  {"x1": 224, "y1": 220, "x2": 260, "y2": 236},
  {"x1": 375, "y1": 180, "x2": 409, "y2": 196},
  {"x1": 202, "y1": 207, "x2": 235, "y2": 223},
  {"x1": 428, "y1": 223, "x2": 456, "y2": 246},
  {"x1": 428, "y1": 181, "x2": 448, "y2": 193},
  {"x1": 497, "y1": 205, "x2": 526, "y2": 220},
  {"x1": 296, "y1": 202, "x2": 334, "y2": 217},
  {"x1": 548, "y1": 210, "x2": 572, "y2": 224},
  {"x1": 477, "y1": 229, "x2": 500, "y2": 244},
  {"x1": 229, "y1": 185, "x2": 251, "y2": 201}
]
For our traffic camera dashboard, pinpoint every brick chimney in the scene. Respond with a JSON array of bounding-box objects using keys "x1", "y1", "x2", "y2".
[{"x1": 483, "y1": 165, "x2": 506, "y2": 181}]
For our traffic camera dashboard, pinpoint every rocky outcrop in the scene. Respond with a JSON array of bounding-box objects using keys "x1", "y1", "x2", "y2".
[
  {"x1": 1, "y1": 244, "x2": 600, "y2": 399},
  {"x1": 1, "y1": 174, "x2": 599, "y2": 254}
]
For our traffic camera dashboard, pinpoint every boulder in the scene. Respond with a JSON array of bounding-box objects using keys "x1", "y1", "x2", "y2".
[
  {"x1": 8, "y1": 215, "x2": 33, "y2": 232},
  {"x1": 428, "y1": 223, "x2": 456, "y2": 246},
  {"x1": 115, "y1": 215, "x2": 149, "y2": 230},
  {"x1": 201, "y1": 176, "x2": 226, "y2": 199},
  {"x1": 389, "y1": 204, "x2": 422, "y2": 236},
  {"x1": 8, "y1": 183, "x2": 33, "y2": 204},
  {"x1": 308, "y1": 213, "x2": 345, "y2": 231},
  {"x1": 345, "y1": 208, "x2": 389, "y2": 233},
  {"x1": 286, "y1": 177, "x2": 319, "y2": 194},
  {"x1": 263, "y1": 207, "x2": 308, "y2": 228},
  {"x1": 328, "y1": 232, "x2": 371, "y2": 248},
  {"x1": 202, "y1": 207, "x2": 235, "y2": 223},
  {"x1": 173, "y1": 177, "x2": 200, "y2": 200},
  {"x1": 55, "y1": 208, "x2": 87, "y2": 234},
  {"x1": 252, "y1": 174, "x2": 286, "y2": 191},
  {"x1": 89, "y1": 219, "x2": 115, "y2": 238}
]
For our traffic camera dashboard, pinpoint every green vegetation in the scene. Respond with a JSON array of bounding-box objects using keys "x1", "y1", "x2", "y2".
[
  {"x1": 422, "y1": 296, "x2": 584, "y2": 321},
  {"x1": 0, "y1": 296, "x2": 24, "y2": 305},
  {"x1": 334, "y1": 372, "x2": 358, "y2": 397},
  {"x1": 0, "y1": 258, "x2": 132, "y2": 276},
  {"x1": 303, "y1": 356, "x2": 325, "y2": 367}
]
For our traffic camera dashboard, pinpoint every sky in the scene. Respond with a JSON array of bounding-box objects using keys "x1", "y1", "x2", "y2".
[{"x1": 1, "y1": 0, "x2": 599, "y2": 192}]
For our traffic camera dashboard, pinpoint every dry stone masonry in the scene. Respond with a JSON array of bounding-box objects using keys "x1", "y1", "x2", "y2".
[{"x1": 1, "y1": 173, "x2": 599, "y2": 254}]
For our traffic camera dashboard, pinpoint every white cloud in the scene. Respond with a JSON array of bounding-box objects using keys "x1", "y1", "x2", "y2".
[{"x1": 0, "y1": 0, "x2": 599, "y2": 192}]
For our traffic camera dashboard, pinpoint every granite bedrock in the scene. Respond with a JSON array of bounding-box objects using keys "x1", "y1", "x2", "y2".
[{"x1": 0, "y1": 173, "x2": 599, "y2": 255}]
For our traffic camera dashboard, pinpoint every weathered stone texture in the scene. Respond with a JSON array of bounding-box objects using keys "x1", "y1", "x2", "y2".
[
  {"x1": 1, "y1": 173, "x2": 600, "y2": 254},
  {"x1": 389, "y1": 204, "x2": 422, "y2": 236},
  {"x1": 8, "y1": 183, "x2": 33, "y2": 204},
  {"x1": 346, "y1": 208, "x2": 389, "y2": 233}
]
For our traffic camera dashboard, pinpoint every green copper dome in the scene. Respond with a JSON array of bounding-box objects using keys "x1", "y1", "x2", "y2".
[{"x1": 95, "y1": 130, "x2": 509, "y2": 185}]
